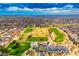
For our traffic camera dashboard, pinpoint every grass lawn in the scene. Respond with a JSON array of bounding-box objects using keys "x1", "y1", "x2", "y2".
[
  {"x1": 27, "y1": 37, "x2": 48, "y2": 42},
  {"x1": 23, "y1": 26, "x2": 33, "y2": 33},
  {"x1": 7, "y1": 36, "x2": 48, "y2": 55},
  {"x1": 7, "y1": 41, "x2": 31, "y2": 56},
  {"x1": 19, "y1": 26, "x2": 33, "y2": 40},
  {"x1": 50, "y1": 27, "x2": 64, "y2": 42}
]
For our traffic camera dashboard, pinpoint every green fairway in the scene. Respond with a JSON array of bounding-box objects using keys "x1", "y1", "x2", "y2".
[
  {"x1": 23, "y1": 26, "x2": 33, "y2": 33},
  {"x1": 50, "y1": 27, "x2": 64, "y2": 42},
  {"x1": 7, "y1": 37, "x2": 48, "y2": 56},
  {"x1": 7, "y1": 41, "x2": 31, "y2": 56},
  {"x1": 27, "y1": 37, "x2": 48, "y2": 42},
  {"x1": 6, "y1": 26, "x2": 35, "y2": 55},
  {"x1": 19, "y1": 26, "x2": 33, "y2": 40}
]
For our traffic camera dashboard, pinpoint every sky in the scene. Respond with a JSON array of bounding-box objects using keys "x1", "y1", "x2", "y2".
[{"x1": 0, "y1": 3, "x2": 79, "y2": 16}]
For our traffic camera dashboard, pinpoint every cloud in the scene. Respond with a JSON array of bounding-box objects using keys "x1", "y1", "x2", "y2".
[
  {"x1": 34, "y1": 7, "x2": 60, "y2": 11},
  {"x1": 21, "y1": 8, "x2": 33, "y2": 11},
  {"x1": 7, "y1": 6, "x2": 33, "y2": 11},
  {"x1": 48, "y1": 9, "x2": 72, "y2": 14},
  {"x1": 6, "y1": 6, "x2": 61, "y2": 11},
  {"x1": 6, "y1": 5, "x2": 74, "y2": 12},
  {"x1": 7, "y1": 6, "x2": 21, "y2": 11},
  {"x1": 5, "y1": 6, "x2": 79, "y2": 15},
  {"x1": 64, "y1": 4, "x2": 74, "y2": 8}
]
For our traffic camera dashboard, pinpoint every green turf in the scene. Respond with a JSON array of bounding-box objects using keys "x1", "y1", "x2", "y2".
[
  {"x1": 27, "y1": 37, "x2": 48, "y2": 42},
  {"x1": 6, "y1": 26, "x2": 34, "y2": 55},
  {"x1": 7, "y1": 41, "x2": 31, "y2": 56},
  {"x1": 8, "y1": 37, "x2": 48, "y2": 55},
  {"x1": 24, "y1": 26, "x2": 33, "y2": 33},
  {"x1": 19, "y1": 26, "x2": 33, "y2": 40},
  {"x1": 50, "y1": 27, "x2": 64, "y2": 42}
]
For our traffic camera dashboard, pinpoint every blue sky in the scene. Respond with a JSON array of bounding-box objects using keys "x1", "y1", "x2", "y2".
[
  {"x1": 0, "y1": 3, "x2": 79, "y2": 8},
  {"x1": 0, "y1": 3, "x2": 79, "y2": 16}
]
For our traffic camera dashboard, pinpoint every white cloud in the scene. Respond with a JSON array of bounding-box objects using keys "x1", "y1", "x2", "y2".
[
  {"x1": 21, "y1": 8, "x2": 33, "y2": 11},
  {"x1": 7, "y1": 6, "x2": 21, "y2": 11},
  {"x1": 48, "y1": 9, "x2": 72, "y2": 14},
  {"x1": 7, "y1": 6, "x2": 33, "y2": 11},
  {"x1": 64, "y1": 4, "x2": 74, "y2": 8},
  {"x1": 49, "y1": 10, "x2": 61, "y2": 13},
  {"x1": 50, "y1": 7, "x2": 58, "y2": 10},
  {"x1": 6, "y1": 6, "x2": 60, "y2": 11},
  {"x1": 48, "y1": 9, "x2": 79, "y2": 14},
  {"x1": 47, "y1": 5, "x2": 75, "y2": 14},
  {"x1": 6, "y1": 6, "x2": 79, "y2": 15},
  {"x1": 35, "y1": 7, "x2": 60, "y2": 11},
  {"x1": 7, "y1": 4, "x2": 74, "y2": 11}
]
